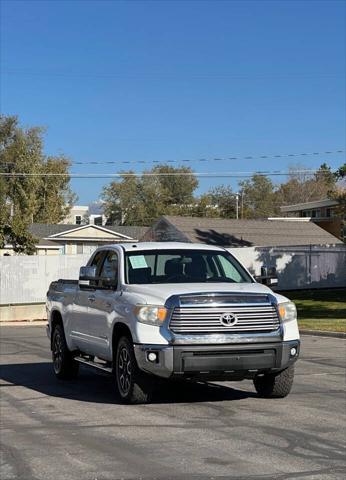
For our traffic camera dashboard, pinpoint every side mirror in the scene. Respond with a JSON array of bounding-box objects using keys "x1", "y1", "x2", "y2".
[
  {"x1": 261, "y1": 266, "x2": 277, "y2": 277},
  {"x1": 256, "y1": 266, "x2": 278, "y2": 287},
  {"x1": 79, "y1": 266, "x2": 97, "y2": 287},
  {"x1": 266, "y1": 277, "x2": 278, "y2": 287}
]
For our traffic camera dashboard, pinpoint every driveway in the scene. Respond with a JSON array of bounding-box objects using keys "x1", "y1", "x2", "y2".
[{"x1": 0, "y1": 325, "x2": 345, "y2": 479}]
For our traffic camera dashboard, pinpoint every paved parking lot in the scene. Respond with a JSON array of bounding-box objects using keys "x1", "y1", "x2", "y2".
[{"x1": 0, "y1": 325, "x2": 345, "y2": 480}]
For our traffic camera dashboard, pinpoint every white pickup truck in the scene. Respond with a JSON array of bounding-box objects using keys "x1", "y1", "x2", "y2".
[{"x1": 46, "y1": 242, "x2": 300, "y2": 403}]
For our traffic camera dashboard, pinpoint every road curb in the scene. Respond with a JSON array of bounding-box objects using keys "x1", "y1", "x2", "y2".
[{"x1": 300, "y1": 329, "x2": 346, "y2": 339}]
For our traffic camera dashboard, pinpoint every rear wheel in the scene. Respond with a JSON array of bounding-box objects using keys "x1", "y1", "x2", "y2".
[
  {"x1": 115, "y1": 336, "x2": 152, "y2": 404},
  {"x1": 253, "y1": 366, "x2": 294, "y2": 398},
  {"x1": 52, "y1": 324, "x2": 79, "y2": 379}
]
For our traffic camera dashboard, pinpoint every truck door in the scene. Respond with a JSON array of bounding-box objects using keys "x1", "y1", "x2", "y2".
[
  {"x1": 69, "y1": 250, "x2": 106, "y2": 354},
  {"x1": 87, "y1": 250, "x2": 121, "y2": 360}
]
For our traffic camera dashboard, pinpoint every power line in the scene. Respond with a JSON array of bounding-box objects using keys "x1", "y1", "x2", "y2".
[
  {"x1": 71, "y1": 148, "x2": 345, "y2": 165},
  {"x1": 0, "y1": 169, "x2": 334, "y2": 178},
  {"x1": 1, "y1": 149, "x2": 344, "y2": 168},
  {"x1": 2, "y1": 69, "x2": 343, "y2": 80}
]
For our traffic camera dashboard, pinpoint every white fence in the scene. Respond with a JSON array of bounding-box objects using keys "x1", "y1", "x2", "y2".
[
  {"x1": 0, "y1": 245, "x2": 345, "y2": 306},
  {"x1": 230, "y1": 245, "x2": 346, "y2": 290},
  {"x1": 0, "y1": 254, "x2": 90, "y2": 305}
]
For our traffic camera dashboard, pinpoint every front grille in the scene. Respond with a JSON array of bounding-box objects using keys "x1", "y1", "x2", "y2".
[{"x1": 169, "y1": 305, "x2": 280, "y2": 334}]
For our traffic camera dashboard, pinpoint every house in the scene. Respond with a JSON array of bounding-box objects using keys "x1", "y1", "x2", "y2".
[
  {"x1": 62, "y1": 205, "x2": 89, "y2": 225},
  {"x1": 62, "y1": 203, "x2": 107, "y2": 226},
  {"x1": 0, "y1": 224, "x2": 148, "y2": 256},
  {"x1": 280, "y1": 198, "x2": 344, "y2": 241},
  {"x1": 140, "y1": 215, "x2": 343, "y2": 247}
]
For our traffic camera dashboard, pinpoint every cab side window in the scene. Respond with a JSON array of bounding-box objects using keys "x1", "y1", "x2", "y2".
[
  {"x1": 88, "y1": 251, "x2": 106, "y2": 287},
  {"x1": 99, "y1": 251, "x2": 118, "y2": 289}
]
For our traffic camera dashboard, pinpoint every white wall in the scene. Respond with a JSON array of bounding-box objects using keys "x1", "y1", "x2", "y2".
[
  {"x1": 0, "y1": 254, "x2": 90, "y2": 305},
  {"x1": 229, "y1": 245, "x2": 346, "y2": 290}
]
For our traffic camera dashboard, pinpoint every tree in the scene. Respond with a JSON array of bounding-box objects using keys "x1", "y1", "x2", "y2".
[
  {"x1": 170, "y1": 192, "x2": 218, "y2": 218},
  {"x1": 0, "y1": 115, "x2": 76, "y2": 223},
  {"x1": 0, "y1": 217, "x2": 36, "y2": 255},
  {"x1": 0, "y1": 115, "x2": 76, "y2": 253},
  {"x1": 329, "y1": 187, "x2": 346, "y2": 216},
  {"x1": 238, "y1": 174, "x2": 278, "y2": 219},
  {"x1": 334, "y1": 163, "x2": 346, "y2": 181},
  {"x1": 103, "y1": 173, "x2": 149, "y2": 225},
  {"x1": 314, "y1": 162, "x2": 335, "y2": 186},
  {"x1": 148, "y1": 164, "x2": 198, "y2": 205},
  {"x1": 276, "y1": 163, "x2": 336, "y2": 206},
  {"x1": 205, "y1": 185, "x2": 237, "y2": 218},
  {"x1": 102, "y1": 165, "x2": 199, "y2": 225},
  {"x1": 34, "y1": 156, "x2": 76, "y2": 223}
]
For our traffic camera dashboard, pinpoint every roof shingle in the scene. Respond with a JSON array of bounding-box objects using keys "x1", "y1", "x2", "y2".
[
  {"x1": 28, "y1": 224, "x2": 148, "y2": 241},
  {"x1": 142, "y1": 216, "x2": 342, "y2": 247}
]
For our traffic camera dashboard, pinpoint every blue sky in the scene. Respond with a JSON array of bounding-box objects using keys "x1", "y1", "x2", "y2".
[{"x1": 1, "y1": 0, "x2": 345, "y2": 204}]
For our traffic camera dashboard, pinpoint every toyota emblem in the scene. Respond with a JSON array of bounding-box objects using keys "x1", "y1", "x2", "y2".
[{"x1": 220, "y1": 313, "x2": 238, "y2": 327}]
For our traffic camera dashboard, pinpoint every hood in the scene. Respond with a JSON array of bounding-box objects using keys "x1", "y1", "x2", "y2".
[{"x1": 122, "y1": 282, "x2": 285, "y2": 306}]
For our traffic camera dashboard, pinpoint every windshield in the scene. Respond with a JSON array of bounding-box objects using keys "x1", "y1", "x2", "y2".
[{"x1": 125, "y1": 249, "x2": 252, "y2": 285}]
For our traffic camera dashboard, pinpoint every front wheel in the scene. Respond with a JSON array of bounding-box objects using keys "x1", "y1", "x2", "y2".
[
  {"x1": 253, "y1": 365, "x2": 295, "y2": 398},
  {"x1": 115, "y1": 336, "x2": 152, "y2": 404},
  {"x1": 52, "y1": 324, "x2": 79, "y2": 379}
]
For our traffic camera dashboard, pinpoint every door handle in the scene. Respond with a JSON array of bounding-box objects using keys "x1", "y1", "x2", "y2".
[
  {"x1": 88, "y1": 295, "x2": 96, "y2": 302},
  {"x1": 106, "y1": 302, "x2": 112, "y2": 308}
]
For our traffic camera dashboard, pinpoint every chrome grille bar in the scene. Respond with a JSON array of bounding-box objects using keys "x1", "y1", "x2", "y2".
[{"x1": 170, "y1": 303, "x2": 280, "y2": 334}]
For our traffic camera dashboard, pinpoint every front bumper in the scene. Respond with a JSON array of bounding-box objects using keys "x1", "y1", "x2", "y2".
[{"x1": 134, "y1": 340, "x2": 300, "y2": 380}]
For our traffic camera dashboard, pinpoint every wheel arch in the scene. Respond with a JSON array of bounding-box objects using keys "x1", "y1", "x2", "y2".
[{"x1": 112, "y1": 322, "x2": 133, "y2": 358}]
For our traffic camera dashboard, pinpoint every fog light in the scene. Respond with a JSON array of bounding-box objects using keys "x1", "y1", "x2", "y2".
[
  {"x1": 147, "y1": 352, "x2": 157, "y2": 362},
  {"x1": 290, "y1": 347, "x2": 297, "y2": 357}
]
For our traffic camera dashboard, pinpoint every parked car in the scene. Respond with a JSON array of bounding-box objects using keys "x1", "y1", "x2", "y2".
[{"x1": 46, "y1": 242, "x2": 300, "y2": 403}]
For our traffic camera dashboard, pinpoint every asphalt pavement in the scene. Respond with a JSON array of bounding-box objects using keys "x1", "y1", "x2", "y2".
[{"x1": 0, "y1": 325, "x2": 345, "y2": 480}]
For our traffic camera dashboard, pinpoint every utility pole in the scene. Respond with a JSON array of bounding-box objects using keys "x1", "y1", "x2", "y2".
[{"x1": 235, "y1": 193, "x2": 239, "y2": 219}]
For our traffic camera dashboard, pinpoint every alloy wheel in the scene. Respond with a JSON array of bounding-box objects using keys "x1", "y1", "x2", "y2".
[
  {"x1": 53, "y1": 332, "x2": 63, "y2": 374},
  {"x1": 117, "y1": 346, "x2": 132, "y2": 396}
]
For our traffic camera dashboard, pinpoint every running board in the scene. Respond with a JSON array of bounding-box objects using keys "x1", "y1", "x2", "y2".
[{"x1": 74, "y1": 356, "x2": 113, "y2": 373}]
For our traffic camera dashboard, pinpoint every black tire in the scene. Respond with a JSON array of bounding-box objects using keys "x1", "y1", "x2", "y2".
[
  {"x1": 52, "y1": 324, "x2": 79, "y2": 379},
  {"x1": 253, "y1": 366, "x2": 295, "y2": 398},
  {"x1": 114, "y1": 336, "x2": 152, "y2": 404}
]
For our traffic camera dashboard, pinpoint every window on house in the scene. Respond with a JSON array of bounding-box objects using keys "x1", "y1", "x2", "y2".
[
  {"x1": 77, "y1": 244, "x2": 83, "y2": 254},
  {"x1": 75, "y1": 215, "x2": 82, "y2": 225}
]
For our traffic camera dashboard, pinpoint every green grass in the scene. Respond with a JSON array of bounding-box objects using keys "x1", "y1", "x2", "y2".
[
  {"x1": 282, "y1": 289, "x2": 346, "y2": 333},
  {"x1": 297, "y1": 319, "x2": 346, "y2": 333}
]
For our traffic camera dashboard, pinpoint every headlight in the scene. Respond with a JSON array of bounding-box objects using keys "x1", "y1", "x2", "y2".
[
  {"x1": 278, "y1": 302, "x2": 297, "y2": 322},
  {"x1": 134, "y1": 305, "x2": 168, "y2": 326}
]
